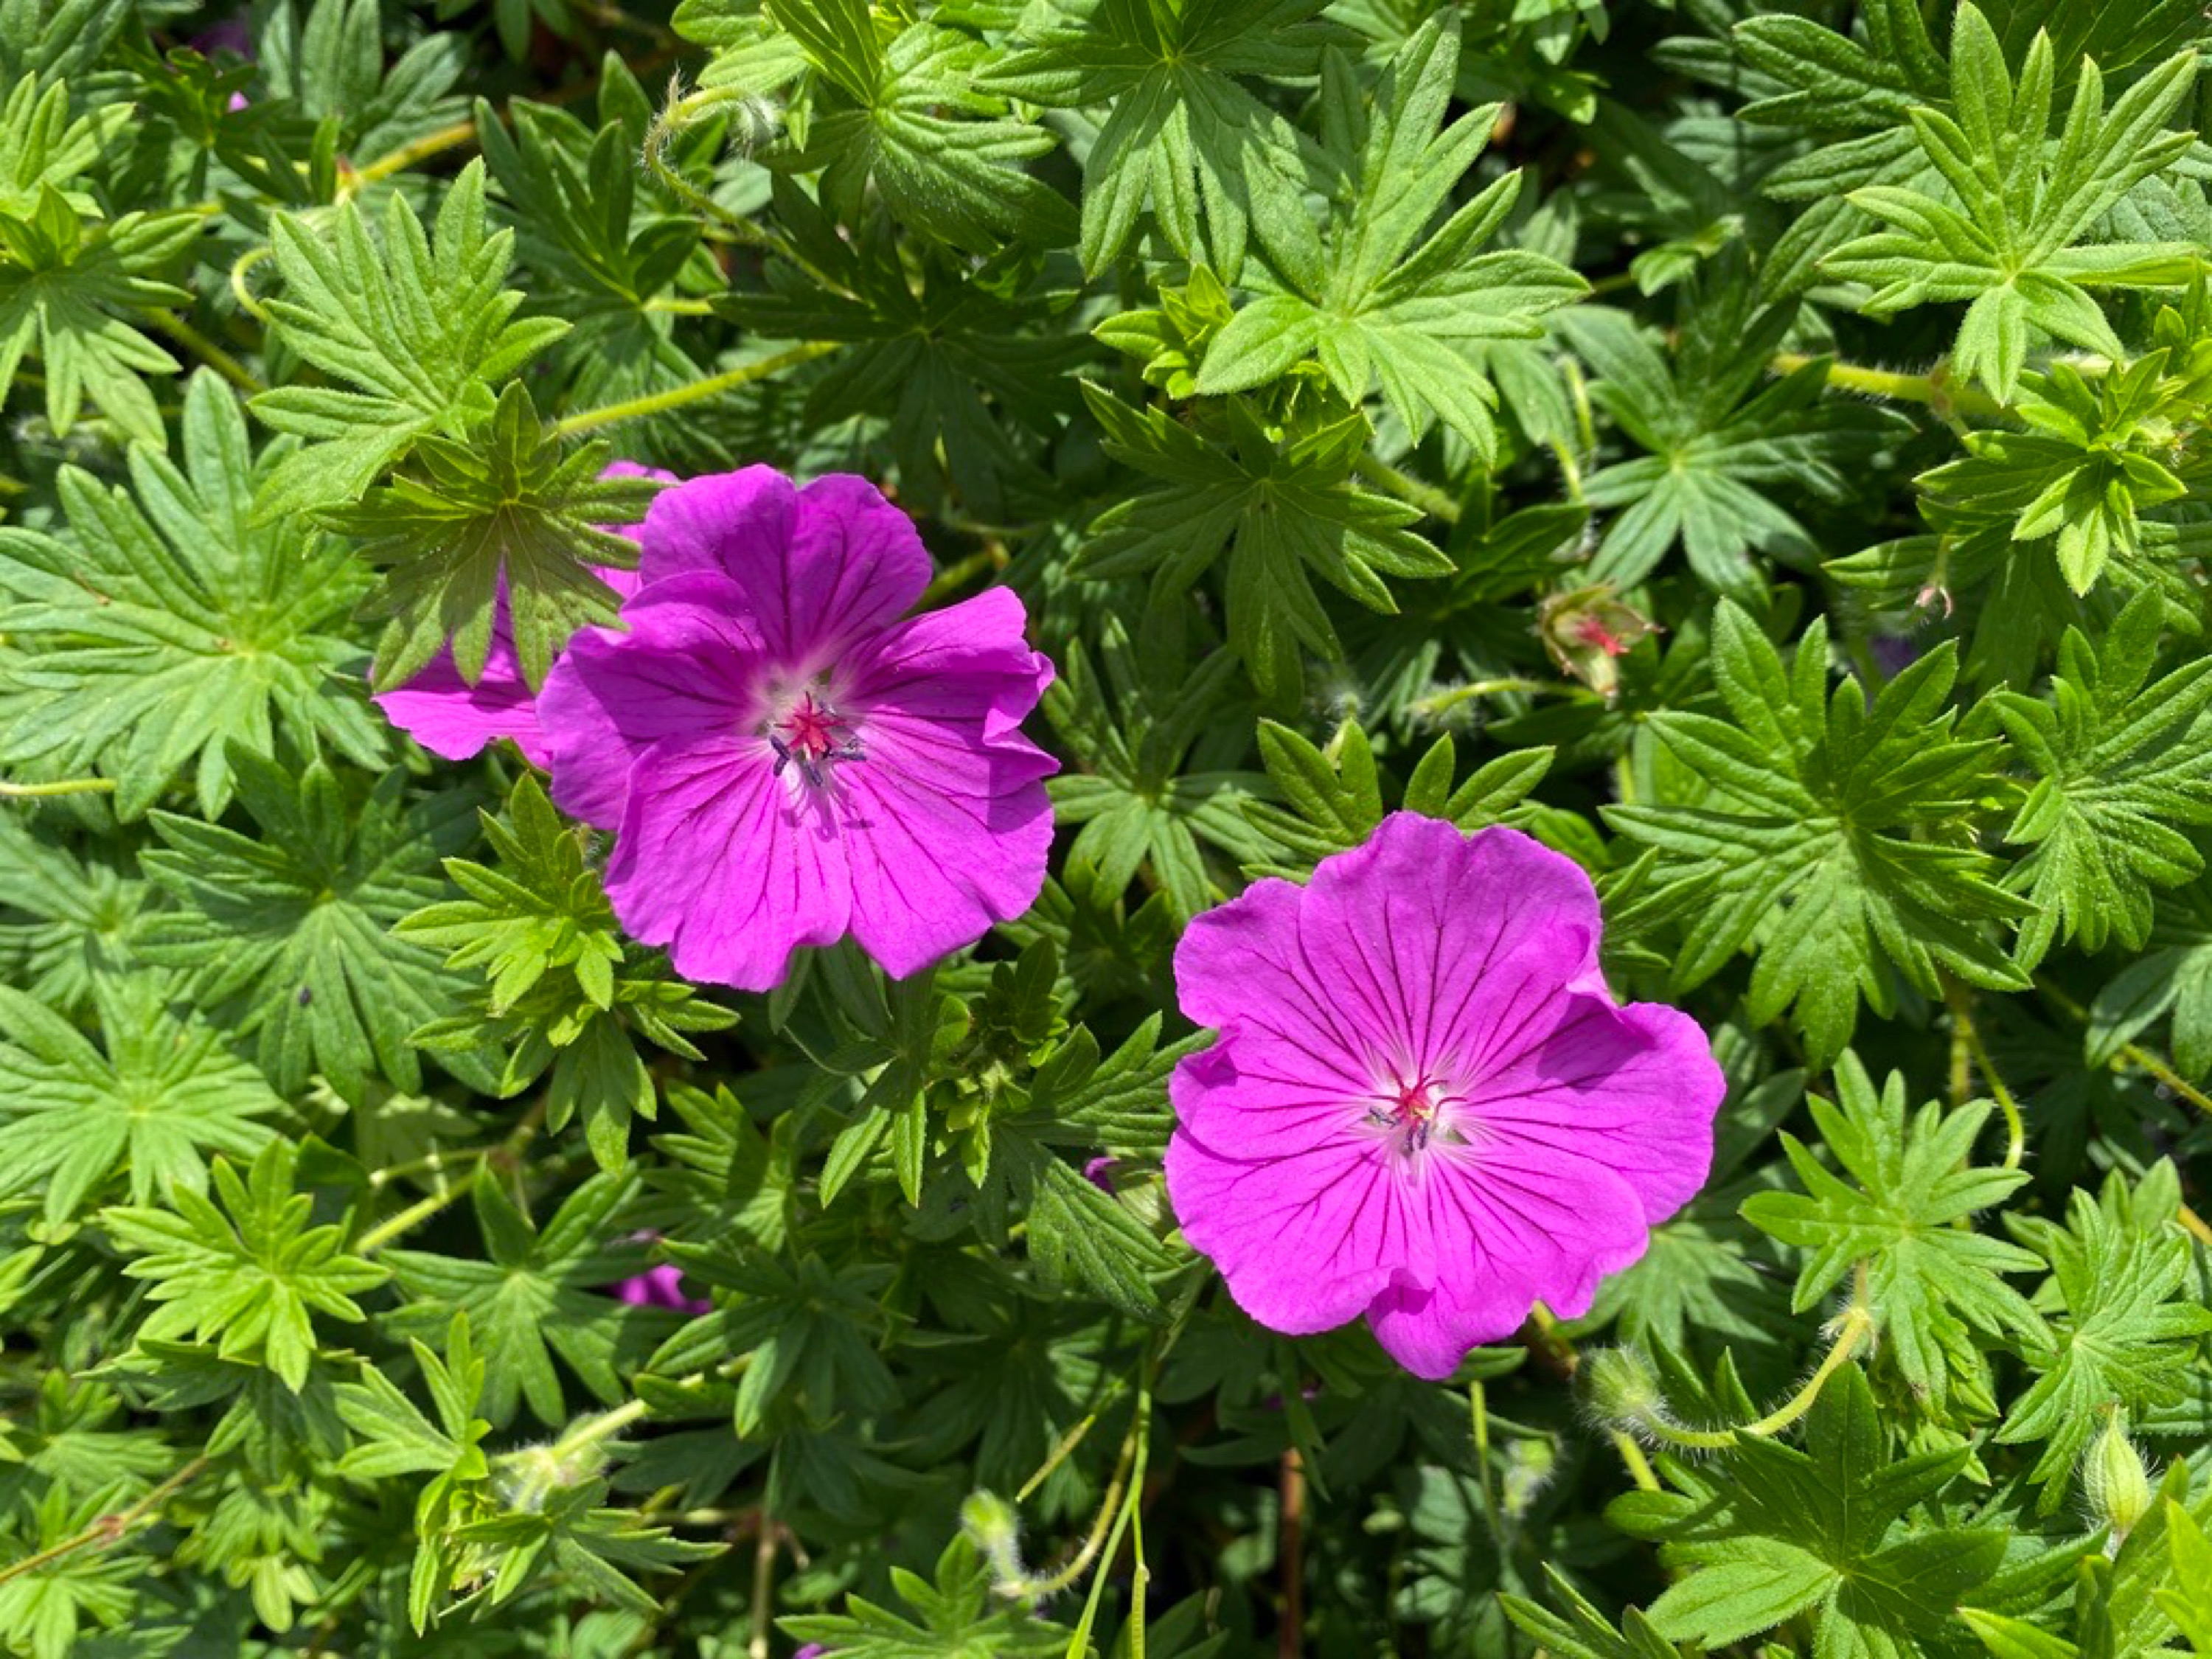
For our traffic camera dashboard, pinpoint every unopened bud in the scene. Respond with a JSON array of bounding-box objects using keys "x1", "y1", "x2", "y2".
[
  {"x1": 2082, "y1": 1411, "x2": 2153, "y2": 1546},
  {"x1": 959, "y1": 1489, "x2": 1024, "y2": 1584},
  {"x1": 1500, "y1": 1437, "x2": 1557, "y2": 1521},
  {"x1": 1582, "y1": 1347, "x2": 1666, "y2": 1438},
  {"x1": 493, "y1": 1439, "x2": 607, "y2": 1514},
  {"x1": 1538, "y1": 585, "x2": 1658, "y2": 699}
]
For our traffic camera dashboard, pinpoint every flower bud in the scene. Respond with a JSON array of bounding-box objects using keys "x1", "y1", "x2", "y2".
[
  {"x1": 959, "y1": 1489, "x2": 1024, "y2": 1585},
  {"x1": 1581, "y1": 1346, "x2": 1666, "y2": 1439},
  {"x1": 1538, "y1": 585, "x2": 1658, "y2": 699},
  {"x1": 2081, "y1": 1411, "x2": 2153, "y2": 1545},
  {"x1": 493, "y1": 1438, "x2": 608, "y2": 1514}
]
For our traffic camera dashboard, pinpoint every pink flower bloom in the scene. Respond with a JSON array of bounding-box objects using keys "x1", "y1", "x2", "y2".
[
  {"x1": 609, "y1": 1262, "x2": 710, "y2": 1315},
  {"x1": 372, "y1": 463, "x2": 675, "y2": 766},
  {"x1": 536, "y1": 466, "x2": 1057, "y2": 991},
  {"x1": 1163, "y1": 813, "x2": 1723, "y2": 1381}
]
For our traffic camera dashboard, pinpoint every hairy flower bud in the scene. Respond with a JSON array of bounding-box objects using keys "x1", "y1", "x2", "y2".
[
  {"x1": 1582, "y1": 1346, "x2": 1668, "y2": 1440},
  {"x1": 959, "y1": 1489, "x2": 1025, "y2": 1586},
  {"x1": 2082, "y1": 1411, "x2": 2153, "y2": 1546}
]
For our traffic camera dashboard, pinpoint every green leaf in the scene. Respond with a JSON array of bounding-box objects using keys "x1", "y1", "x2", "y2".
[
  {"x1": 327, "y1": 378, "x2": 659, "y2": 693},
  {"x1": 0, "y1": 975, "x2": 279, "y2": 1224},
  {"x1": 1620, "y1": 1365, "x2": 2006, "y2": 1652},
  {"x1": 1741, "y1": 1051, "x2": 2043, "y2": 1414},
  {"x1": 1822, "y1": 8, "x2": 2200, "y2": 397},
  {"x1": 385, "y1": 1172, "x2": 671, "y2": 1427},
  {"x1": 0, "y1": 184, "x2": 197, "y2": 447},
  {"x1": 1607, "y1": 603, "x2": 2029, "y2": 1063},
  {"x1": 136, "y1": 751, "x2": 496, "y2": 1100},
  {"x1": 779, "y1": 1534, "x2": 1066, "y2": 1658},
  {"x1": 984, "y1": 0, "x2": 1336, "y2": 277},
  {"x1": 1043, "y1": 625, "x2": 1276, "y2": 921},
  {"x1": 1194, "y1": 18, "x2": 1586, "y2": 459},
  {"x1": 102, "y1": 1138, "x2": 387, "y2": 1391},
  {"x1": 766, "y1": 0, "x2": 1074, "y2": 254},
  {"x1": 1989, "y1": 591, "x2": 2212, "y2": 967},
  {"x1": 1562, "y1": 290, "x2": 1904, "y2": 595},
  {"x1": 0, "y1": 371, "x2": 385, "y2": 818},
  {"x1": 1997, "y1": 1167, "x2": 2212, "y2": 1506},
  {"x1": 2157, "y1": 1501, "x2": 2212, "y2": 1653},
  {"x1": 251, "y1": 159, "x2": 568, "y2": 515},
  {"x1": 1078, "y1": 386, "x2": 1452, "y2": 698}
]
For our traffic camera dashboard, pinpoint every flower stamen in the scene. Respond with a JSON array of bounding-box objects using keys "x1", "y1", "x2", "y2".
[{"x1": 767, "y1": 689, "x2": 865, "y2": 787}]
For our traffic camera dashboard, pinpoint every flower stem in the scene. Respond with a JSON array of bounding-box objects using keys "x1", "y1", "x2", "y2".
[
  {"x1": 2036, "y1": 975, "x2": 2212, "y2": 1119},
  {"x1": 550, "y1": 343, "x2": 840, "y2": 438},
  {"x1": 1944, "y1": 976, "x2": 2025, "y2": 1170},
  {"x1": 139, "y1": 310, "x2": 262, "y2": 393},
  {"x1": 1411, "y1": 678, "x2": 1574, "y2": 720},
  {"x1": 0, "y1": 1456, "x2": 212, "y2": 1587},
  {"x1": 549, "y1": 1397, "x2": 653, "y2": 1464},
  {"x1": 1354, "y1": 453, "x2": 1461, "y2": 524},
  {"x1": 1770, "y1": 352, "x2": 2010, "y2": 422},
  {"x1": 1641, "y1": 1302, "x2": 1875, "y2": 1451},
  {"x1": 355, "y1": 1097, "x2": 546, "y2": 1252},
  {"x1": 0, "y1": 776, "x2": 116, "y2": 799}
]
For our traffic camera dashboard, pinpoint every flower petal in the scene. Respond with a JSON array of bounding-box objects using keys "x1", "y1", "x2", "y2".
[
  {"x1": 1166, "y1": 1099, "x2": 1430, "y2": 1338},
  {"x1": 604, "y1": 737, "x2": 850, "y2": 990},
  {"x1": 638, "y1": 469, "x2": 932, "y2": 664},
  {"x1": 538, "y1": 576, "x2": 769, "y2": 830},
  {"x1": 374, "y1": 636, "x2": 544, "y2": 765}
]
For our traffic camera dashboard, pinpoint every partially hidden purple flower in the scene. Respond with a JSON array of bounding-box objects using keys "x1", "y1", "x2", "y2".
[
  {"x1": 536, "y1": 465, "x2": 1058, "y2": 991},
  {"x1": 1163, "y1": 813, "x2": 1724, "y2": 1382},
  {"x1": 372, "y1": 463, "x2": 675, "y2": 766},
  {"x1": 609, "y1": 1262, "x2": 710, "y2": 1315}
]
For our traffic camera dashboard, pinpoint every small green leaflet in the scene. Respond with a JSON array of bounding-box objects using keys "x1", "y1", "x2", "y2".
[
  {"x1": 102, "y1": 1139, "x2": 387, "y2": 1392},
  {"x1": 1988, "y1": 591, "x2": 2212, "y2": 967},
  {"x1": 1561, "y1": 291, "x2": 1903, "y2": 595},
  {"x1": 1043, "y1": 626, "x2": 1276, "y2": 922},
  {"x1": 1606, "y1": 603, "x2": 2028, "y2": 1064},
  {"x1": 984, "y1": 0, "x2": 1335, "y2": 278},
  {"x1": 1741, "y1": 1052, "x2": 2043, "y2": 1414},
  {"x1": 0, "y1": 371, "x2": 384, "y2": 818},
  {"x1": 779, "y1": 1535, "x2": 1067, "y2": 1659},
  {"x1": 324, "y1": 380, "x2": 658, "y2": 693},
  {"x1": 383, "y1": 1172, "x2": 669, "y2": 1427},
  {"x1": 251, "y1": 159, "x2": 568, "y2": 516},
  {"x1": 1614, "y1": 1365, "x2": 2006, "y2": 1653},
  {"x1": 136, "y1": 751, "x2": 498, "y2": 1102},
  {"x1": 1077, "y1": 386, "x2": 1452, "y2": 700},
  {"x1": 1822, "y1": 5, "x2": 2199, "y2": 399},
  {"x1": 1997, "y1": 1165, "x2": 2212, "y2": 1507},
  {"x1": 0, "y1": 975, "x2": 279, "y2": 1224},
  {"x1": 1195, "y1": 18, "x2": 1585, "y2": 461},
  {"x1": 762, "y1": 0, "x2": 1074, "y2": 254}
]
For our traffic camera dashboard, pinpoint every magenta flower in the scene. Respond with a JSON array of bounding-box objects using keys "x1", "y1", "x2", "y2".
[
  {"x1": 372, "y1": 463, "x2": 674, "y2": 766},
  {"x1": 535, "y1": 466, "x2": 1057, "y2": 990},
  {"x1": 1163, "y1": 813, "x2": 1723, "y2": 1381},
  {"x1": 609, "y1": 1263, "x2": 710, "y2": 1315}
]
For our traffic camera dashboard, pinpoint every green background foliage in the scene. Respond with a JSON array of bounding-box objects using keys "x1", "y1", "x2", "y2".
[{"x1": 1, "y1": 0, "x2": 2211, "y2": 1653}]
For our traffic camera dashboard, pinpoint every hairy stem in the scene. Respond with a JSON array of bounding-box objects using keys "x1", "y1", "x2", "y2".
[
  {"x1": 550, "y1": 343, "x2": 839, "y2": 437},
  {"x1": 1771, "y1": 352, "x2": 2009, "y2": 422},
  {"x1": 0, "y1": 1457, "x2": 212, "y2": 1587}
]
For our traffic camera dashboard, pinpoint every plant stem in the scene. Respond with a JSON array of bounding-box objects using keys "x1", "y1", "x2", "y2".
[
  {"x1": 1354, "y1": 453, "x2": 1461, "y2": 524},
  {"x1": 0, "y1": 776, "x2": 116, "y2": 799},
  {"x1": 1771, "y1": 352, "x2": 2010, "y2": 422},
  {"x1": 549, "y1": 1397, "x2": 653, "y2": 1464},
  {"x1": 2036, "y1": 976, "x2": 2212, "y2": 1119},
  {"x1": 747, "y1": 1517, "x2": 779, "y2": 1659},
  {"x1": 551, "y1": 343, "x2": 840, "y2": 437},
  {"x1": 355, "y1": 1096, "x2": 546, "y2": 1252},
  {"x1": 0, "y1": 1457, "x2": 212, "y2": 1587},
  {"x1": 139, "y1": 310, "x2": 262, "y2": 393},
  {"x1": 1643, "y1": 1304, "x2": 1875, "y2": 1450},
  {"x1": 1944, "y1": 976, "x2": 2025, "y2": 1170},
  {"x1": 1411, "y1": 678, "x2": 1575, "y2": 720}
]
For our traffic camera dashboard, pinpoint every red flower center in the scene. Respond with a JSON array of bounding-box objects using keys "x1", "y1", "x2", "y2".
[
  {"x1": 768, "y1": 690, "x2": 865, "y2": 786},
  {"x1": 1366, "y1": 1071, "x2": 1461, "y2": 1157}
]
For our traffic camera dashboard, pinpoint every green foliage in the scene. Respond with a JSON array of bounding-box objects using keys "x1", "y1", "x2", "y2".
[
  {"x1": 1742, "y1": 1052, "x2": 2041, "y2": 1415},
  {"x1": 0, "y1": 372, "x2": 383, "y2": 818},
  {"x1": 136, "y1": 751, "x2": 495, "y2": 1100},
  {"x1": 8, "y1": 0, "x2": 2212, "y2": 1653},
  {"x1": 102, "y1": 1138, "x2": 386, "y2": 1391},
  {"x1": 1608, "y1": 603, "x2": 2027, "y2": 1063},
  {"x1": 1193, "y1": 18, "x2": 1585, "y2": 462}
]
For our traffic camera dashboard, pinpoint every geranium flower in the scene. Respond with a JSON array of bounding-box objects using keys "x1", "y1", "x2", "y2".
[
  {"x1": 608, "y1": 1263, "x2": 709, "y2": 1315},
  {"x1": 1164, "y1": 813, "x2": 1723, "y2": 1380},
  {"x1": 371, "y1": 463, "x2": 673, "y2": 766},
  {"x1": 536, "y1": 465, "x2": 1057, "y2": 990}
]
